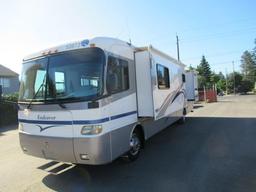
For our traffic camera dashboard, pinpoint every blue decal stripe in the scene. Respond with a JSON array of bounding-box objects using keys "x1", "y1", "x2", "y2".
[
  {"x1": 18, "y1": 119, "x2": 72, "y2": 125},
  {"x1": 111, "y1": 111, "x2": 137, "y2": 120},
  {"x1": 73, "y1": 118, "x2": 110, "y2": 125},
  {"x1": 18, "y1": 111, "x2": 137, "y2": 125}
]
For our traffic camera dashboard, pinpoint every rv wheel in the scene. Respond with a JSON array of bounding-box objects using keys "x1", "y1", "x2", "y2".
[
  {"x1": 178, "y1": 109, "x2": 186, "y2": 124},
  {"x1": 178, "y1": 115, "x2": 186, "y2": 124},
  {"x1": 127, "y1": 130, "x2": 142, "y2": 161}
]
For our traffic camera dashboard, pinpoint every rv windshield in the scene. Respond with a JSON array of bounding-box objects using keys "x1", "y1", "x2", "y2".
[{"x1": 19, "y1": 48, "x2": 105, "y2": 103}]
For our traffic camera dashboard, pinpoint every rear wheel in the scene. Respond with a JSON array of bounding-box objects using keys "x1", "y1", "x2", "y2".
[
  {"x1": 178, "y1": 108, "x2": 186, "y2": 124},
  {"x1": 126, "y1": 130, "x2": 142, "y2": 161}
]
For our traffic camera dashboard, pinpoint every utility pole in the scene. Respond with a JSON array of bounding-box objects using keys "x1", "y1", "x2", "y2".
[
  {"x1": 176, "y1": 34, "x2": 180, "y2": 61},
  {"x1": 233, "y1": 61, "x2": 236, "y2": 95},
  {"x1": 225, "y1": 68, "x2": 228, "y2": 95}
]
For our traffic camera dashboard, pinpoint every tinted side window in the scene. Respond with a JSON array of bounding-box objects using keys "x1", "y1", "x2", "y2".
[
  {"x1": 182, "y1": 74, "x2": 186, "y2": 83},
  {"x1": 107, "y1": 56, "x2": 129, "y2": 94},
  {"x1": 157, "y1": 64, "x2": 170, "y2": 89}
]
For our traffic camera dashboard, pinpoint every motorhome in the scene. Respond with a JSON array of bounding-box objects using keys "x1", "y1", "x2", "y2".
[{"x1": 18, "y1": 37, "x2": 190, "y2": 165}]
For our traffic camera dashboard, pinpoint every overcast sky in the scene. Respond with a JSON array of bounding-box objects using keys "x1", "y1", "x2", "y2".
[{"x1": 1, "y1": 0, "x2": 256, "y2": 74}]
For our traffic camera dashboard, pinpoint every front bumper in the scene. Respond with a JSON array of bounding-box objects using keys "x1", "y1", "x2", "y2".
[{"x1": 19, "y1": 132, "x2": 112, "y2": 165}]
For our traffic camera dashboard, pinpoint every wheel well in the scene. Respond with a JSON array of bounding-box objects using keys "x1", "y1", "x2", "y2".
[{"x1": 133, "y1": 125, "x2": 145, "y2": 148}]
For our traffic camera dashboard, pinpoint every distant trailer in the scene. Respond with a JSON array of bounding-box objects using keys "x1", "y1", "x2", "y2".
[
  {"x1": 18, "y1": 37, "x2": 193, "y2": 165},
  {"x1": 185, "y1": 70, "x2": 199, "y2": 112}
]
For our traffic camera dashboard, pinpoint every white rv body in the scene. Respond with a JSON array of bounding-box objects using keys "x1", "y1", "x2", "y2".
[{"x1": 18, "y1": 37, "x2": 188, "y2": 165}]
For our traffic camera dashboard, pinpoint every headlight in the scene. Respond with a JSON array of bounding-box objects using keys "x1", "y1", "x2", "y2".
[
  {"x1": 19, "y1": 123, "x2": 24, "y2": 131},
  {"x1": 81, "y1": 125, "x2": 102, "y2": 135}
]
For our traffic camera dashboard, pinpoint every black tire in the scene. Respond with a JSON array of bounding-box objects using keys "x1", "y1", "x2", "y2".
[
  {"x1": 126, "y1": 129, "x2": 142, "y2": 161},
  {"x1": 178, "y1": 108, "x2": 186, "y2": 124},
  {"x1": 178, "y1": 115, "x2": 186, "y2": 124}
]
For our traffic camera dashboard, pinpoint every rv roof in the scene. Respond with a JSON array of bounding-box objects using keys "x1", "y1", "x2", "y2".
[
  {"x1": 135, "y1": 46, "x2": 186, "y2": 67},
  {"x1": 23, "y1": 37, "x2": 134, "y2": 61},
  {"x1": 22, "y1": 37, "x2": 186, "y2": 67}
]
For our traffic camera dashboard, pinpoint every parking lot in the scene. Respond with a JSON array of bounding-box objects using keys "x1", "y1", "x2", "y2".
[{"x1": 1, "y1": 95, "x2": 256, "y2": 192}]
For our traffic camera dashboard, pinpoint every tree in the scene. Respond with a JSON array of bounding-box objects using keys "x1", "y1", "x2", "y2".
[
  {"x1": 241, "y1": 50, "x2": 256, "y2": 83},
  {"x1": 252, "y1": 39, "x2": 256, "y2": 83},
  {"x1": 216, "y1": 79, "x2": 226, "y2": 92},
  {"x1": 214, "y1": 72, "x2": 226, "y2": 93},
  {"x1": 188, "y1": 64, "x2": 195, "y2": 71},
  {"x1": 197, "y1": 55, "x2": 212, "y2": 88},
  {"x1": 227, "y1": 72, "x2": 243, "y2": 93},
  {"x1": 253, "y1": 39, "x2": 256, "y2": 62},
  {"x1": 218, "y1": 72, "x2": 225, "y2": 80},
  {"x1": 211, "y1": 72, "x2": 220, "y2": 84},
  {"x1": 238, "y1": 80, "x2": 254, "y2": 94}
]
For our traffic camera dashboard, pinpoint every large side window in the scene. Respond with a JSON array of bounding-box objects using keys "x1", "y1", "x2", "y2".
[
  {"x1": 107, "y1": 56, "x2": 129, "y2": 94},
  {"x1": 54, "y1": 71, "x2": 65, "y2": 95},
  {"x1": 34, "y1": 70, "x2": 46, "y2": 98},
  {"x1": 157, "y1": 64, "x2": 170, "y2": 89}
]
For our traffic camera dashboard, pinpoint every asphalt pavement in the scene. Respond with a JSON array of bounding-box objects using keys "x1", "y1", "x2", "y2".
[{"x1": 0, "y1": 95, "x2": 256, "y2": 192}]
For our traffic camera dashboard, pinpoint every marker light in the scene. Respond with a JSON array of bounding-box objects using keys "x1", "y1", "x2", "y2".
[
  {"x1": 42, "y1": 49, "x2": 58, "y2": 56},
  {"x1": 22, "y1": 146, "x2": 28, "y2": 152},
  {"x1": 90, "y1": 43, "x2": 96, "y2": 47},
  {"x1": 80, "y1": 154, "x2": 89, "y2": 160},
  {"x1": 81, "y1": 125, "x2": 102, "y2": 135}
]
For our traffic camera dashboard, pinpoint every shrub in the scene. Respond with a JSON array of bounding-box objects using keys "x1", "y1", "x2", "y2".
[
  {"x1": 3, "y1": 92, "x2": 19, "y2": 102},
  {"x1": 237, "y1": 80, "x2": 254, "y2": 94},
  {"x1": 0, "y1": 101, "x2": 18, "y2": 127}
]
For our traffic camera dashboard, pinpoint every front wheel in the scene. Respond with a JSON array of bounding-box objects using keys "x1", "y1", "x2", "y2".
[{"x1": 126, "y1": 130, "x2": 142, "y2": 161}]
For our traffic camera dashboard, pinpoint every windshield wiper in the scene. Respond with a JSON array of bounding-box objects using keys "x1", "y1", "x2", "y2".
[
  {"x1": 27, "y1": 75, "x2": 46, "y2": 109},
  {"x1": 90, "y1": 93, "x2": 109, "y2": 102},
  {"x1": 47, "y1": 79, "x2": 67, "y2": 109},
  {"x1": 53, "y1": 99, "x2": 66, "y2": 109}
]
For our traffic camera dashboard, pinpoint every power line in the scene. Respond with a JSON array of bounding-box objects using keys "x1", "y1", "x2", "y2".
[
  {"x1": 211, "y1": 60, "x2": 240, "y2": 66},
  {"x1": 180, "y1": 27, "x2": 256, "y2": 44},
  {"x1": 182, "y1": 50, "x2": 246, "y2": 61},
  {"x1": 146, "y1": 17, "x2": 256, "y2": 43},
  {"x1": 180, "y1": 17, "x2": 256, "y2": 34}
]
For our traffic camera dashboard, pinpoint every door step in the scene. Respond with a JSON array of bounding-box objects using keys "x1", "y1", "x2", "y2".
[{"x1": 37, "y1": 161, "x2": 75, "y2": 175}]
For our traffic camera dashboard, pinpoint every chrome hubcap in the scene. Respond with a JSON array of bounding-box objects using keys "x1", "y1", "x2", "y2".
[{"x1": 130, "y1": 133, "x2": 141, "y2": 156}]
